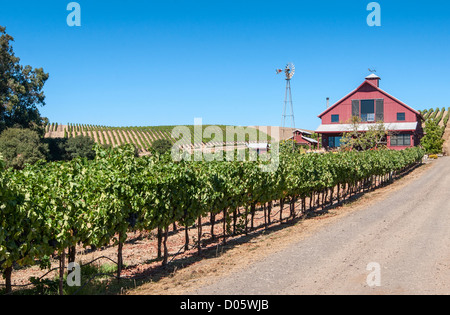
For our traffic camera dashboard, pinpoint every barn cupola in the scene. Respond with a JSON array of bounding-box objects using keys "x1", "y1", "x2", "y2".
[{"x1": 365, "y1": 73, "x2": 381, "y2": 87}]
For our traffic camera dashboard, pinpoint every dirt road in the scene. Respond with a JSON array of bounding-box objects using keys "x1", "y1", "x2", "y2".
[{"x1": 188, "y1": 157, "x2": 450, "y2": 295}]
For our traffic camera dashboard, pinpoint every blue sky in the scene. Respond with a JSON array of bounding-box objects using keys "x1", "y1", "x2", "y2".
[{"x1": 1, "y1": 1, "x2": 450, "y2": 131}]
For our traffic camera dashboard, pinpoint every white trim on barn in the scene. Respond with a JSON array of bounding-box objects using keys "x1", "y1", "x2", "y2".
[{"x1": 315, "y1": 122, "x2": 418, "y2": 133}]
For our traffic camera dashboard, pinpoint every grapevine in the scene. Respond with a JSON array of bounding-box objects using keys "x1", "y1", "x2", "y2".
[{"x1": 0, "y1": 145, "x2": 424, "y2": 294}]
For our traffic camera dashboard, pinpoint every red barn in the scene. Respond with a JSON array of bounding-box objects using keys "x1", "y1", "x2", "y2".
[
  {"x1": 288, "y1": 129, "x2": 319, "y2": 149},
  {"x1": 315, "y1": 74, "x2": 424, "y2": 150}
]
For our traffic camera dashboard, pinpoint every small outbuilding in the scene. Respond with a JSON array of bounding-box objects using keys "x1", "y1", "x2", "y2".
[{"x1": 288, "y1": 129, "x2": 319, "y2": 150}]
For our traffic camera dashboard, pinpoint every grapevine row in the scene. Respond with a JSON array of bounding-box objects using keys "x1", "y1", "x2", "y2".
[
  {"x1": 0, "y1": 146, "x2": 424, "y2": 293},
  {"x1": 419, "y1": 107, "x2": 450, "y2": 138},
  {"x1": 45, "y1": 124, "x2": 272, "y2": 153}
]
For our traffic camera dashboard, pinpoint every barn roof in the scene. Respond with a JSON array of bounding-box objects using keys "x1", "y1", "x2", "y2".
[
  {"x1": 365, "y1": 73, "x2": 381, "y2": 80},
  {"x1": 292, "y1": 129, "x2": 312, "y2": 135},
  {"x1": 301, "y1": 135, "x2": 318, "y2": 144},
  {"x1": 318, "y1": 79, "x2": 423, "y2": 120},
  {"x1": 287, "y1": 135, "x2": 319, "y2": 144}
]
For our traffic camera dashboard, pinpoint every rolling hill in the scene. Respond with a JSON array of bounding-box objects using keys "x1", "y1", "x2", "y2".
[{"x1": 44, "y1": 123, "x2": 282, "y2": 154}]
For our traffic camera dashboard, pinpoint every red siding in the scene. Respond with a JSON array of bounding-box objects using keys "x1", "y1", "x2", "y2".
[
  {"x1": 320, "y1": 82, "x2": 418, "y2": 125},
  {"x1": 366, "y1": 78, "x2": 379, "y2": 88},
  {"x1": 387, "y1": 134, "x2": 415, "y2": 150},
  {"x1": 293, "y1": 134, "x2": 309, "y2": 144},
  {"x1": 292, "y1": 132, "x2": 318, "y2": 148}
]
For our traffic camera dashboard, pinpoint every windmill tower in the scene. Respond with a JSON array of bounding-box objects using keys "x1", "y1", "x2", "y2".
[{"x1": 277, "y1": 63, "x2": 296, "y2": 129}]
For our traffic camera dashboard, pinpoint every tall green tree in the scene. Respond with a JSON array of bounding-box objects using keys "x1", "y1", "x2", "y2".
[
  {"x1": 421, "y1": 118, "x2": 444, "y2": 154},
  {"x1": 0, "y1": 26, "x2": 49, "y2": 135}
]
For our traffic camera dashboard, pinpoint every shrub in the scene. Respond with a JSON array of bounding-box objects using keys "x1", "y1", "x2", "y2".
[
  {"x1": 0, "y1": 128, "x2": 49, "y2": 169},
  {"x1": 65, "y1": 135, "x2": 96, "y2": 160},
  {"x1": 43, "y1": 138, "x2": 68, "y2": 161},
  {"x1": 152, "y1": 139, "x2": 172, "y2": 155},
  {"x1": 421, "y1": 119, "x2": 444, "y2": 154}
]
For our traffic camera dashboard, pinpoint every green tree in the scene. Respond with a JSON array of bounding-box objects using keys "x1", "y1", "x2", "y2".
[
  {"x1": 0, "y1": 26, "x2": 49, "y2": 135},
  {"x1": 0, "y1": 128, "x2": 49, "y2": 169},
  {"x1": 421, "y1": 118, "x2": 444, "y2": 154},
  {"x1": 43, "y1": 137, "x2": 68, "y2": 161},
  {"x1": 152, "y1": 139, "x2": 172, "y2": 155},
  {"x1": 340, "y1": 117, "x2": 388, "y2": 151},
  {"x1": 65, "y1": 135, "x2": 96, "y2": 160}
]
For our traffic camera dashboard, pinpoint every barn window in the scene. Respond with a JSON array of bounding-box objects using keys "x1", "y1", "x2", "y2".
[
  {"x1": 331, "y1": 114, "x2": 339, "y2": 123},
  {"x1": 329, "y1": 136, "x2": 342, "y2": 148},
  {"x1": 397, "y1": 112, "x2": 406, "y2": 121},
  {"x1": 390, "y1": 134, "x2": 411, "y2": 146},
  {"x1": 361, "y1": 100, "x2": 375, "y2": 122}
]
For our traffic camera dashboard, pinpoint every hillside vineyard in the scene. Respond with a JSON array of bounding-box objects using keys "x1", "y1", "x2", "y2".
[{"x1": 44, "y1": 124, "x2": 273, "y2": 154}]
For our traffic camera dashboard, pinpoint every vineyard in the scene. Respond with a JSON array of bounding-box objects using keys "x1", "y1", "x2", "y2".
[
  {"x1": 419, "y1": 107, "x2": 450, "y2": 135},
  {"x1": 420, "y1": 107, "x2": 449, "y2": 125},
  {"x1": 0, "y1": 145, "x2": 424, "y2": 294},
  {"x1": 44, "y1": 124, "x2": 272, "y2": 153}
]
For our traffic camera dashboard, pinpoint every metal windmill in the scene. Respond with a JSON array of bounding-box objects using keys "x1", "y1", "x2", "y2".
[{"x1": 276, "y1": 63, "x2": 296, "y2": 129}]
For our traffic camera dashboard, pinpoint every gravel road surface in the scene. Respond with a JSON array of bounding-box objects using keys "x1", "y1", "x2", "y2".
[{"x1": 190, "y1": 157, "x2": 450, "y2": 295}]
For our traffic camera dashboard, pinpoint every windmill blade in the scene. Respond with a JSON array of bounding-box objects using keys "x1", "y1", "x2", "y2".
[{"x1": 286, "y1": 63, "x2": 295, "y2": 79}]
